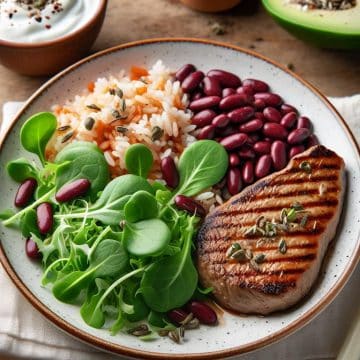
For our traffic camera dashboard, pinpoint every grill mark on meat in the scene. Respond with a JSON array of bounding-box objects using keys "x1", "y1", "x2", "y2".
[
  {"x1": 251, "y1": 187, "x2": 339, "y2": 200},
  {"x1": 255, "y1": 243, "x2": 318, "y2": 251},
  {"x1": 219, "y1": 199, "x2": 338, "y2": 216},
  {"x1": 229, "y1": 268, "x2": 306, "y2": 277},
  {"x1": 270, "y1": 175, "x2": 338, "y2": 185},
  {"x1": 211, "y1": 253, "x2": 317, "y2": 266},
  {"x1": 208, "y1": 212, "x2": 334, "y2": 230}
]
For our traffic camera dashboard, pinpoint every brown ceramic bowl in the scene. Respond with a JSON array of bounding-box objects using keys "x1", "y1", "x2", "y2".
[
  {"x1": 180, "y1": 0, "x2": 242, "y2": 12},
  {"x1": 0, "y1": 0, "x2": 107, "y2": 76}
]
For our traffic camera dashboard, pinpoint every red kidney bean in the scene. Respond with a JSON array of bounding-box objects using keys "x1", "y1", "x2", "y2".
[
  {"x1": 228, "y1": 106, "x2": 255, "y2": 123},
  {"x1": 254, "y1": 92, "x2": 282, "y2": 107},
  {"x1": 192, "y1": 109, "x2": 217, "y2": 127},
  {"x1": 255, "y1": 155, "x2": 272, "y2": 178},
  {"x1": 243, "y1": 79, "x2": 269, "y2": 93},
  {"x1": 271, "y1": 141, "x2": 287, "y2": 171},
  {"x1": 14, "y1": 178, "x2": 37, "y2": 208},
  {"x1": 234, "y1": 88, "x2": 255, "y2": 103},
  {"x1": 237, "y1": 85, "x2": 255, "y2": 96},
  {"x1": 36, "y1": 202, "x2": 53, "y2": 235},
  {"x1": 203, "y1": 76, "x2": 222, "y2": 97},
  {"x1": 254, "y1": 111, "x2": 265, "y2": 121},
  {"x1": 263, "y1": 107, "x2": 282, "y2": 123},
  {"x1": 198, "y1": 124, "x2": 215, "y2": 140},
  {"x1": 222, "y1": 88, "x2": 236, "y2": 97},
  {"x1": 263, "y1": 123, "x2": 288, "y2": 140},
  {"x1": 289, "y1": 145, "x2": 305, "y2": 158},
  {"x1": 307, "y1": 134, "x2": 319, "y2": 147},
  {"x1": 247, "y1": 133, "x2": 260, "y2": 145},
  {"x1": 239, "y1": 118, "x2": 263, "y2": 133},
  {"x1": 280, "y1": 112, "x2": 297, "y2": 129},
  {"x1": 229, "y1": 153, "x2": 240, "y2": 167},
  {"x1": 181, "y1": 71, "x2": 204, "y2": 93},
  {"x1": 25, "y1": 238, "x2": 40, "y2": 259},
  {"x1": 254, "y1": 141, "x2": 271, "y2": 154},
  {"x1": 189, "y1": 301, "x2": 218, "y2": 325},
  {"x1": 207, "y1": 69, "x2": 241, "y2": 88},
  {"x1": 297, "y1": 116, "x2": 312, "y2": 131},
  {"x1": 160, "y1": 156, "x2": 179, "y2": 188},
  {"x1": 191, "y1": 91, "x2": 203, "y2": 101},
  {"x1": 55, "y1": 179, "x2": 91, "y2": 203},
  {"x1": 167, "y1": 308, "x2": 189, "y2": 325},
  {"x1": 254, "y1": 98, "x2": 266, "y2": 110},
  {"x1": 212, "y1": 114, "x2": 230, "y2": 128},
  {"x1": 238, "y1": 147, "x2": 256, "y2": 159},
  {"x1": 189, "y1": 96, "x2": 221, "y2": 112},
  {"x1": 288, "y1": 128, "x2": 310, "y2": 144},
  {"x1": 242, "y1": 160, "x2": 254, "y2": 184},
  {"x1": 227, "y1": 168, "x2": 242, "y2": 195},
  {"x1": 174, "y1": 195, "x2": 205, "y2": 217},
  {"x1": 220, "y1": 133, "x2": 248, "y2": 150},
  {"x1": 175, "y1": 64, "x2": 196, "y2": 82},
  {"x1": 281, "y1": 103, "x2": 298, "y2": 115},
  {"x1": 216, "y1": 125, "x2": 238, "y2": 137},
  {"x1": 219, "y1": 94, "x2": 249, "y2": 111}
]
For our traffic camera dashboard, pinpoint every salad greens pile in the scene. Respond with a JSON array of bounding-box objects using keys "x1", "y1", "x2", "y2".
[{"x1": 1, "y1": 112, "x2": 228, "y2": 338}]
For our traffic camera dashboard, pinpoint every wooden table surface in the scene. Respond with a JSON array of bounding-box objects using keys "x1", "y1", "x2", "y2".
[{"x1": 1, "y1": 0, "x2": 360, "y2": 123}]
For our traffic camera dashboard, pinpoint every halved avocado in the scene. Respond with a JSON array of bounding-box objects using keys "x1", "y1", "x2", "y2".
[{"x1": 262, "y1": 0, "x2": 360, "y2": 49}]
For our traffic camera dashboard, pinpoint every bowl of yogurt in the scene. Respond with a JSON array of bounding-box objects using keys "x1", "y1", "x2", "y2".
[{"x1": 0, "y1": 0, "x2": 107, "y2": 76}]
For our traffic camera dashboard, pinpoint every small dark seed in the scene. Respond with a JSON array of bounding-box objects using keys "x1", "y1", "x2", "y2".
[
  {"x1": 84, "y1": 117, "x2": 95, "y2": 130},
  {"x1": 57, "y1": 125, "x2": 71, "y2": 131},
  {"x1": 86, "y1": 104, "x2": 101, "y2": 111},
  {"x1": 168, "y1": 329, "x2": 180, "y2": 344},
  {"x1": 254, "y1": 253, "x2": 266, "y2": 264},
  {"x1": 111, "y1": 109, "x2": 121, "y2": 119},
  {"x1": 116, "y1": 126, "x2": 128, "y2": 134},
  {"x1": 151, "y1": 126, "x2": 164, "y2": 142},
  {"x1": 61, "y1": 132, "x2": 74, "y2": 143}
]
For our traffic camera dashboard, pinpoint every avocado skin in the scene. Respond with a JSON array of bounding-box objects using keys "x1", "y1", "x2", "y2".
[{"x1": 262, "y1": 1, "x2": 360, "y2": 50}]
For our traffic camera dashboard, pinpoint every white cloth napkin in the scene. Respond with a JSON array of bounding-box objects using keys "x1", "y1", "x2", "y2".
[{"x1": 1, "y1": 98, "x2": 360, "y2": 360}]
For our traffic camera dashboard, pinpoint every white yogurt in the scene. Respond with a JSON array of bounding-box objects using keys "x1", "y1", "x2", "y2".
[{"x1": 0, "y1": 0, "x2": 101, "y2": 43}]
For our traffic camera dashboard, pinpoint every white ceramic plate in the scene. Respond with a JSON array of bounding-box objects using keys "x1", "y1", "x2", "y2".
[{"x1": 0, "y1": 39, "x2": 359, "y2": 359}]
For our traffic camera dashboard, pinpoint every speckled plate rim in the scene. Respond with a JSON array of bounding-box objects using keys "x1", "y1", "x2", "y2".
[{"x1": 0, "y1": 38, "x2": 359, "y2": 360}]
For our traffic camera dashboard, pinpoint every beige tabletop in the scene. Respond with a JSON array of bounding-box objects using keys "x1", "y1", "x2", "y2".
[{"x1": 1, "y1": 0, "x2": 360, "y2": 123}]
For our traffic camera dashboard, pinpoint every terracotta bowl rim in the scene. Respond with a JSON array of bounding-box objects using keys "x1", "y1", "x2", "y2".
[{"x1": 0, "y1": 0, "x2": 107, "y2": 49}]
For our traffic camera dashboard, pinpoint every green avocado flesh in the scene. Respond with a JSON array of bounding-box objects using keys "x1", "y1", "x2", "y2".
[{"x1": 262, "y1": 0, "x2": 360, "y2": 49}]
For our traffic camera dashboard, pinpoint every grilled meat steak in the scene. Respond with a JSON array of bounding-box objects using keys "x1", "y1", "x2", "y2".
[{"x1": 197, "y1": 145, "x2": 345, "y2": 315}]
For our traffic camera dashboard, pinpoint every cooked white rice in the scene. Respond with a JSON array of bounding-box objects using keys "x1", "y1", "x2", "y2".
[{"x1": 48, "y1": 60, "x2": 197, "y2": 179}]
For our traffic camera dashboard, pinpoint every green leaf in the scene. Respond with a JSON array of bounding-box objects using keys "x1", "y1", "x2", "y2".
[
  {"x1": 19, "y1": 209, "x2": 41, "y2": 238},
  {"x1": 126, "y1": 294, "x2": 150, "y2": 323},
  {"x1": 6, "y1": 158, "x2": 38, "y2": 183},
  {"x1": 89, "y1": 239, "x2": 129, "y2": 278},
  {"x1": 0, "y1": 209, "x2": 15, "y2": 220},
  {"x1": 80, "y1": 279, "x2": 108, "y2": 328},
  {"x1": 52, "y1": 239, "x2": 128, "y2": 303},
  {"x1": 140, "y1": 216, "x2": 198, "y2": 312},
  {"x1": 125, "y1": 144, "x2": 153, "y2": 178},
  {"x1": 176, "y1": 140, "x2": 228, "y2": 197},
  {"x1": 52, "y1": 271, "x2": 92, "y2": 303},
  {"x1": 124, "y1": 191, "x2": 158, "y2": 223},
  {"x1": 55, "y1": 142, "x2": 109, "y2": 201},
  {"x1": 20, "y1": 112, "x2": 57, "y2": 165},
  {"x1": 123, "y1": 219, "x2": 171, "y2": 257},
  {"x1": 148, "y1": 311, "x2": 167, "y2": 328}
]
